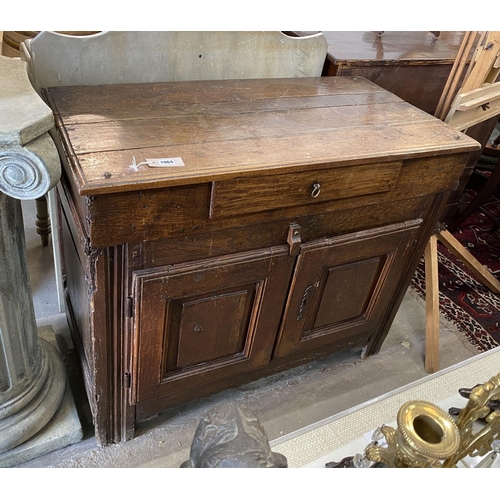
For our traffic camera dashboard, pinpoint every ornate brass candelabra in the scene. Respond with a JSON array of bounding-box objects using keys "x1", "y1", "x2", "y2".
[{"x1": 364, "y1": 372, "x2": 500, "y2": 468}]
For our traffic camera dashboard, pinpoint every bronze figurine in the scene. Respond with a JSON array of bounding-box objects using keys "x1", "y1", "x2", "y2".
[{"x1": 181, "y1": 402, "x2": 287, "y2": 468}]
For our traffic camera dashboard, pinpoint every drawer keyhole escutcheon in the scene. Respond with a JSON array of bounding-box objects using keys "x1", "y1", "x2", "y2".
[{"x1": 311, "y1": 182, "x2": 321, "y2": 198}]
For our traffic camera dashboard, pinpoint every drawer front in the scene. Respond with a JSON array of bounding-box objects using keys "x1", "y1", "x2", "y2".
[
  {"x1": 82, "y1": 153, "x2": 469, "y2": 248},
  {"x1": 210, "y1": 161, "x2": 402, "y2": 219}
]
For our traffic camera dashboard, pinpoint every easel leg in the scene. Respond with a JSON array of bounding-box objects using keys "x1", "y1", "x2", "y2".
[
  {"x1": 425, "y1": 235, "x2": 440, "y2": 373},
  {"x1": 436, "y1": 230, "x2": 500, "y2": 293}
]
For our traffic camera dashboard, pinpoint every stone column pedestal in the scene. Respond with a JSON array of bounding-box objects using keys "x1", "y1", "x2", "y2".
[
  {"x1": 0, "y1": 193, "x2": 67, "y2": 453},
  {"x1": 0, "y1": 54, "x2": 82, "y2": 465}
]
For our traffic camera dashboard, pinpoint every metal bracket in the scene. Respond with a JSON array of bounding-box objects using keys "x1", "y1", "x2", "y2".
[{"x1": 287, "y1": 223, "x2": 301, "y2": 256}]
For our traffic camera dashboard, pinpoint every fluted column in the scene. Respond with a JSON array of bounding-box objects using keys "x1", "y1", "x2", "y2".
[{"x1": 0, "y1": 55, "x2": 66, "y2": 454}]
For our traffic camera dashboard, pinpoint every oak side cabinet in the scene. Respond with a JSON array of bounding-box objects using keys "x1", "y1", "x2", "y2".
[{"x1": 44, "y1": 77, "x2": 479, "y2": 445}]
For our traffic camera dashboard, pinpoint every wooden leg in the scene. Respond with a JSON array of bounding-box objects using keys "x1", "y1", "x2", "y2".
[
  {"x1": 436, "y1": 229, "x2": 500, "y2": 293},
  {"x1": 425, "y1": 235, "x2": 440, "y2": 374},
  {"x1": 35, "y1": 195, "x2": 50, "y2": 246}
]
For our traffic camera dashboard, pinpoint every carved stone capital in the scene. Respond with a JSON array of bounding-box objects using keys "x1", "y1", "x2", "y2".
[
  {"x1": 0, "y1": 55, "x2": 60, "y2": 199},
  {"x1": 0, "y1": 134, "x2": 59, "y2": 199}
]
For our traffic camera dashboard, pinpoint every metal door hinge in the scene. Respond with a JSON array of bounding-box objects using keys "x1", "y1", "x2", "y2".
[
  {"x1": 124, "y1": 372, "x2": 131, "y2": 389},
  {"x1": 126, "y1": 296, "x2": 134, "y2": 318}
]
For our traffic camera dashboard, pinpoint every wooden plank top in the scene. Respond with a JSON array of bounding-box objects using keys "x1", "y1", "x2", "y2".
[
  {"x1": 44, "y1": 77, "x2": 480, "y2": 196},
  {"x1": 292, "y1": 31, "x2": 471, "y2": 65}
]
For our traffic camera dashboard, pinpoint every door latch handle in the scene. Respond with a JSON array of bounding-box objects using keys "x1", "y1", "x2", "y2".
[
  {"x1": 297, "y1": 285, "x2": 313, "y2": 321},
  {"x1": 287, "y1": 223, "x2": 301, "y2": 256}
]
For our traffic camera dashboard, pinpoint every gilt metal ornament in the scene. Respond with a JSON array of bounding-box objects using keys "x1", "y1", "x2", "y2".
[{"x1": 362, "y1": 372, "x2": 500, "y2": 468}]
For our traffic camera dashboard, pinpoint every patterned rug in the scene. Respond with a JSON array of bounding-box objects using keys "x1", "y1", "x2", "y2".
[{"x1": 410, "y1": 188, "x2": 500, "y2": 352}]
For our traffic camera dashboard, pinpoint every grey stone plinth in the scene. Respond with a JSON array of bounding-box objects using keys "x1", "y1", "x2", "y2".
[
  {"x1": 0, "y1": 327, "x2": 83, "y2": 468},
  {"x1": 0, "y1": 338, "x2": 67, "y2": 452}
]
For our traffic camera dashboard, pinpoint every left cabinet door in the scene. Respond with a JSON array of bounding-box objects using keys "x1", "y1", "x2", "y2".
[{"x1": 131, "y1": 246, "x2": 294, "y2": 403}]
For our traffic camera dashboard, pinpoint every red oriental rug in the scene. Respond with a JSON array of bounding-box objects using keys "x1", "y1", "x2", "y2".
[{"x1": 410, "y1": 189, "x2": 500, "y2": 352}]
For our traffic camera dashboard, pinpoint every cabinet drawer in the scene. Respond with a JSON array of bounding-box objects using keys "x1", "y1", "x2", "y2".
[{"x1": 210, "y1": 161, "x2": 402, "y2": 218}]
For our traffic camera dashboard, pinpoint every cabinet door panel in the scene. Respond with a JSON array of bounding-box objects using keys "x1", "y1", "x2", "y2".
[
  {"x1": 313, "y1": 257, "x2": 383, "y2": 328},
  {"x1": 132, "y1": 247, "x2": 294, "y2": 402},
  {"x1": 274, "y1": 221, "x2": 421, "y2": 358},
  {"x1": 175, "y1": 290, "x2": 249, "y2": 368}
]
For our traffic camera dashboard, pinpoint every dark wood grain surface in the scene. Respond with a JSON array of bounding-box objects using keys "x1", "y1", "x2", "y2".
[
  {"x1": 45, "y1": 77, "x2": 478, "y2": 196},
  {"x1": 287, "y1": 32, "x2": 479, "y2": 121},
  {"x1": 287, "y1": 32, "x2": 492, "y2": 222}
]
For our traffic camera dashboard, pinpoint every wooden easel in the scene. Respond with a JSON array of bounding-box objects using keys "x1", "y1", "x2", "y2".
[{"x1": 425, "y1": 31, "x2": 500, "y2": 373}]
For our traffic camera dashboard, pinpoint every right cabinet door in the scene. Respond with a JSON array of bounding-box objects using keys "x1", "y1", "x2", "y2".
[{"x1": 274, "y1": 221, "x2": 421, "y2": 358}]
